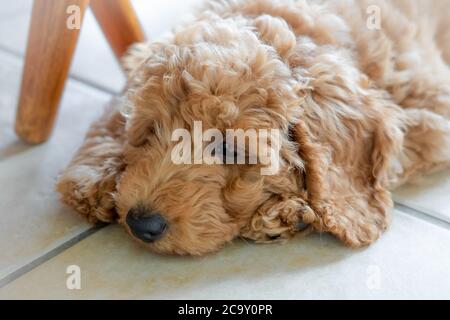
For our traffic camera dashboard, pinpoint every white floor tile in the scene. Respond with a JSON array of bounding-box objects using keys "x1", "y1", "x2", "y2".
[
  {"x1": 1, "y1": 210, "x2": 449, "y2": 299},
  {"x1": 394, "y1": 170, "x2": 450, "y2": 223},
  {"x1": 0, "y1": 0, "x2": 204, "y2": 94},
  {"x1": 0, "y1": 51, "x2": 111, "y2": 280}
]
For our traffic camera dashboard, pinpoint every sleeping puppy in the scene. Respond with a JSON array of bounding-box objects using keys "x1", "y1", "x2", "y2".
[{"x1": 57, "y1": 0, "x2": 450, "y2": 255}]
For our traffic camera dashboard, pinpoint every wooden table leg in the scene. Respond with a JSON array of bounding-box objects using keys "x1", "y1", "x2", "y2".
[
  {"x1": 15, "y1": 0, "x2": 90, "y2": 144},
  {"x1": 90, "y1": 0, "x2": 145, "y2": 60}
]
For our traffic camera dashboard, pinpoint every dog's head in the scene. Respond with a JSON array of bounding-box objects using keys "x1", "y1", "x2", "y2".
[
  {"x1": 114, "y1": 21, "x2": 315, "y2": 255},
  {"x1": 59, "y1": 10, "x2": 398, "y2": 255}
]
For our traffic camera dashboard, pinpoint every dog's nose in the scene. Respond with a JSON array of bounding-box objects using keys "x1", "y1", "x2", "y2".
[{"x1": 126, "y1": 209, "x2": 168, "y2": 242}]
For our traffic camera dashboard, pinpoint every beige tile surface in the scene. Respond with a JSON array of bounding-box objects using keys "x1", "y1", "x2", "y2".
[
  {"x1": 0, "y1": 0, "x2": 204, "y2": 93},
  {"x1": 0, "y1": 0, "x2": 30, "y2": 54},
  {"x1": 0, "y1": 0, "x2": 123, "y2": 93},
  {"x1": 1, "y1": 210, "x2": 449, "y2": 299},
  {"x1": 0, "y1": 52, "x2": 110, "y2": 279},
  {"x1": 394, "y1": 170, "x2": 450, "y2": 223},
  {"x1": 131, "y1": 0, "x2": 205, "y2": 39}
]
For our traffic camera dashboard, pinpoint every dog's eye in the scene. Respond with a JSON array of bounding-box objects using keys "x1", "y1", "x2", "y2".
[
  {"x1": 210, "y1": 142, "x2": 239, "y2": 162},
  {"x1": 223, "y1": 142, "x2": 237, "y2": 157},
  {"x1": 222, "y1": 142, "x2": 242, "y2": 164}
]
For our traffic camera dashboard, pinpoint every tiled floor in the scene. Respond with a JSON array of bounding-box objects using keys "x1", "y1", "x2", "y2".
[{"x1": 0, "y1": 0, "x2": 449, "y2": 299}]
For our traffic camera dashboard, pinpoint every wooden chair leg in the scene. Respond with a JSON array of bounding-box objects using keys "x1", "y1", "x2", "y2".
[
  {"x1": 15, "y1": 0, "x2": 89, "y2": 144},
  {"x1": 90, "y1": 0, "x2": 145, "y2": 60}
]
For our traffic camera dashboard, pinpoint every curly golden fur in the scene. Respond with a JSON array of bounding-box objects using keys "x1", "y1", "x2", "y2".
[{"x1": 57, "y1": 0, "x2": 450, "y2": 255}]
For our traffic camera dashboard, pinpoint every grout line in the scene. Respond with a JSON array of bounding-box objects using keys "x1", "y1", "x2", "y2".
[
  {"x1": 0, "y1": 44, "x2": 119, "y2": 96},
  {"x1": 0, "y1": 44, "x2": 23, "y2": 60},
  {"x1": 69, "y1": 74, "x2": 119, "y2": 96},
  {"x1": 394, "y1": 202, "x2": 450, "y2": 230},
  {"x1": 0, "y1": 224, "x2": 106, "y2": 289}
]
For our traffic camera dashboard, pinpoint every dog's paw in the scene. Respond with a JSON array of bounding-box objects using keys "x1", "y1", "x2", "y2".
[
  {"x1": 56, "y1": 165, "x2": 118, "y2": 224},
  {"x1": 242, "y1": 195, "x2": 316, "y2": 242}
]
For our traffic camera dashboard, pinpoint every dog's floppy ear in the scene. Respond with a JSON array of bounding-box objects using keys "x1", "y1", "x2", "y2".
[
  {"x1": 293, "y1": 95, "x2": 401, "y2": 247},
  {"x1": 56, "y1": 99, "x2": 126, "y2": 223},
  {"x1": 295, "y1": 100, "x2": 450, "y2": 246},
  {"x1": 296, "y1": 116, "x2": 392, "y2": 247}
]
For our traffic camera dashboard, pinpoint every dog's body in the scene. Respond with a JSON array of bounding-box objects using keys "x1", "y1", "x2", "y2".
[{"x1": 57, "y1": 0, "x2": 450, "y2": 255}]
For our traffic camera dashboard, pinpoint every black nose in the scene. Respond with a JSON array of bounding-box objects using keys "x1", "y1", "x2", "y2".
[{"x1": 126, "y1": 209, "x2": 168, "y2": 243}]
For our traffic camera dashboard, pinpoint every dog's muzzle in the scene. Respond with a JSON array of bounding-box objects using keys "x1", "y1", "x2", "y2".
[{"x1": 126, "y1": 208, "x2": 168, "y2": 243}]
